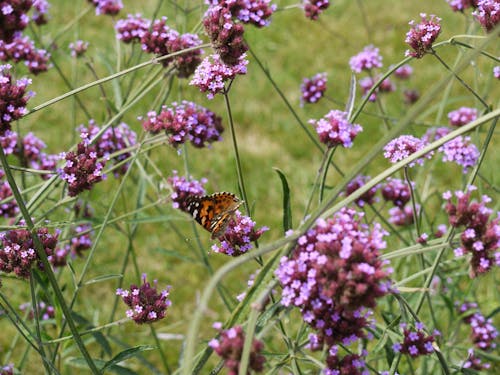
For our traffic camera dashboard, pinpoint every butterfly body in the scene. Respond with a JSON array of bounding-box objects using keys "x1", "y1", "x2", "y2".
[{"x1": 187, "y1": 192, "x2": 243, "y2": 239}]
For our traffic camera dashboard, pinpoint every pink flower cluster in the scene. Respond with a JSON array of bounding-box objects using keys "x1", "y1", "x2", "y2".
[
  {"x1": 116, "y1": 274, "x2": 171, "y2": 324},
  {"x1": 303, "y1": 0, "x2": 330, "y2": 20},
  {"x1": 206, "y1": 0, "x2": 277, "y2": 28},
  {"x1": 300, "y1": 72, "x2": 327, "y2": 106},
  {"x1": 0, "y1": 169, "x2": 18, "y2": 218},
  {"x1": 209, "y1": 323, "x2": 266, "y2": 374},
  {"x1": 439, "y1": 135, "x2": 479, "y2": 173},
  {"x1": 114, "y1": 14, "x2": 150, "y2": 43},
  {"x1": 0, "y1": 64, "x2": 32, "y2": 134},
  {"x1": 446, "y1": 0, "x2": 478, "y2": 12},
  {"x1": 405, "y1": 13, "x2": 441, "y2": 58},
  {"x1": 69, "y1": 40, "x2": 89, "y2": 58},
  {"x1": 0, "y1": 35, "x2": 50, "y2": 74},
  {"x1": 473, "y1": 0, "x2": 500, "y2": 32},
  {"x1": 345, "y1": 175, "x2": 379, "y2": 208},
  {"x1": 448, "y1": 107, "x2": 478, "y2": 127},
  {"x1": 167, "y1": 170, "x2": 207, "y2": 212},
  {"x1": 349, "y1": 45, "x2": 383, "y2": 73},
  {"x1": 309, "y1": 110, "x2": 363, "y2": 148},
  {"x1": 383, "y1": 134, "x2": 431, "y2": 167},
  {"x1": 0, "y1": 0, "x2": 32, "y2": 42},
  {"x1": 211, "y1": 210, "x2": 268, "y2": 255},
  {"x1": 392, "y1": 322, "x2": 438, "y2": 357},
  {"x1": 88, "y1": 0, "x2": 123, "y2": 16},
  {"x1": 443, "y1": 186, "x2": 500, "y2": 277},
  {"x1": 19, "y1": 300, "x2": 55, "y2": 321},
  {"x1": 325, "y1": 346, "x2": 368, "y2": 375}
]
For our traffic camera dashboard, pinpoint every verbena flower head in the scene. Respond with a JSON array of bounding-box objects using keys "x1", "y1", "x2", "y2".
[
  {"x1": 439, "y1": 135, "x2": 479, "y2": 173},
  {"x1": 207, "y1": 0, "x2": 277, "y2": 28},
  {"x1": 300, "y1": 72, "x2": 327, "y2": 106},
  {"x1": 203, "y1": 5, "x2": 248, "y2": 66},
  {"x1": 448, "y1": 107, "x2": 478, "y2": 127},
  {"x1": 325, "y1": 346, "x2": 368, "y2": 375},
  {"x1": 0, "y1": 226, "x2": 59, "y2": 278},
  {"x1": 394, "y1": 64, "x2": 413, "y2": 79},
  {"x1": 20, "y1": 300, "x2": 55, "y2": 321},
  {"x1": 79, "y1": 120, "x2": 137, "y2": 177},
  {"x1": 58, "y1": 132, "x2": 106, "y2": 197},
  {"x1": 349, "y1": 45, "x2": 383, "y2": 73},
  {"x1": 0, "y1": 35, "x2": 50, "y2": 74},
  {"x1": 421, "y1": 126, "x2": 451, "y2": 143},
  {"x1": 0, "y1": 173, "x2": 18, "y2": 218},
  {"x1": 0, "y1": 64, "x2": 31, "y2": 134},
  {"x1": 473, "y1": 0, "x2": 500, "y2": 32},
  {"x1": 446, "y1": 0, "x2": 478, "y2": 12},
  {"x1": 141, "y1": 101, "x2": 224, "y2": 149},
  {"x1": 211, "y1": 211, "x2": 268, "y2": 255},
  {"x1": 382, "y1": 178, "x2": 412, "y2": 208},
  {"x1": 345, "y1": 175, "x2": 379, "y2": 207},
  {"x1": 359, "y1": 76, "x2": 377, "y2": 102},
  {"x1": 67, "y1": 223, "x2": 93, "y2": 257},
  {"x1": 403, "y1": 88, "x2": 420, "y2": 104},
  {"x1": 309, "y1": 110, "x2": 363, "y2": 148},
  {"x1": 0, "y1": 363, "x2": 14, "y2": 375},
  {"x1": 463, "y1": 348, "x2": 491, "y2": 371},
  {"x1": 115, "y1": 13, "x2": 151, "y2": 43},
  {"x1": 116, "y1": 274, "x2": 171, "y2": 324},
  {"x1": 0, "y1": 0, "x2": 31, "y2": 42},
  {"x1": 383, "y1": 134, "x2": 431, "y2": 167},
  {"x1": 190, "y1": 53, "x2": 248, "y2": 99},
  {"x1": 32, "y1": 0, "x2": 50, "y2": 25},
  {"x1": 209, "y1": 324, "x2": 266, "y2": 374},
  {"x1": 443, "y1": 186, "x2": 500, "y2": 277},
  {"x1": 69, "y1": 40, "x2": 89, "y2": 58},
  {"x1": 276, "y1": 208, "x2": 392, "y2": 346},
  {"x1": 165, "y1": 33, "x2": 204, "y2": 78},
  {"x1": 17, "y1": 131, "x2": 45, "y2": 165},
  {"x1": 389, "y1": 204, "x2": 418, "y2": 226},
  {"x1": 88, "y1": 0, "x2": 123, "y2": 16},
  {"x1": 0, "y1": 129, "x2": 17, "y2": 154},
  {"x1": 393, "y1": 322, "x2": 437, "y2": 357},
  {"x1": 457, "y1": 301, "x2": 498, "y2": 352},
  {"x1": 494, "y1": 66, "x2": 500, "y2": 79},
  {"x1": 167, "y1": 170, "x2": 207, "y2": 211},
  {"x1": 303, "y1": 0, "x2": 330, "y2": 20},
  {"x1": 405, "y1": 13, "x2": 441, "y2": 58},
  {"x1": 140, "y1": 17, "x2": 179, "y2": 65}
]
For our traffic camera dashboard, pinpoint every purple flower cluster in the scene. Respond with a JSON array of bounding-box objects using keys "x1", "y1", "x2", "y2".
[
  {"x1": 0, "y1": 64, "x2": 32, "y2": 134},
  {"x1": 473, "y1": 0, "x2": 500, "y2": 32},
  {"x1": 359, "y1": 76, "x2": 395, "y2": 102},
  {"x1": 206, "y1": 0, "x2": 277, "y2": 28},
  {"x1": 300, "y1": 72, "x2": 327, "y2": 106},
  {"x1": 32, "y1": 0, "x2": 50, "y2": 25},
  {"x1": 116, "y1": 274, "x2": 171, "y2": 324},
  {"x1": 211, "y1": 210, "x2": 268, "y2": 255},
  {"x1": 405, "y1": 14, "x2": 441, "y2": 58},
  {"x1": 345, "y1": 175, "x2": 379, "y2": 207},
  {"x1": 303, "y1": 0, "x2": 330, "y2": 20},
  {"x1": 19, "y1": 300, "x2": 55, "y2": 321},
  {"x1": 190, "y1": 53, "x2": 248, "y2": 99},
  {"x1": 392, "y1": 322, "x2": 437, "y2": 357},
  {"x1": 59, "y1": 132, "x2": 106, "y2": 197},
  {"x1": 0, "y1": 226, "x2": 59, "y2": 278},
  {"x1": 114, "y1": 13, "x2": 150, "y2": 43},
  {"x1": 309, "y1": 110, "x2": 363, "y2": 148},
  {"x1": 443, "y1": 186, "x2": 500, "y2": 277},
  {"x1": 140, "y1": 17, "x2": 180, "y2": 63},
  {"x1": 0, "y1": 0, "x2": 31, "y2": 42},
  {"x1": 439, "y1": 135, "x2": 479, "y2": 173},
  {"x1": 394, "y1": 64, "x2": 413, "y2": 79},
  {"x1": 17, "y1": 131, "x2": 57, "y2": 177},
  {"x1": 141, "y1": 101, "x2": 224, "y2": 149},
  {"x1": 79, "y1": 121, "x2": 137, "y2": 177},
  {"x1": 381, "y1": 178, "x2": 412, "y2": 208},
  {"x1": 66, "y1": 223, "x2": 93, "y2": 257},
  {"x1": 458, "y1": 301, "x2": 498, "y2": 351},
  {"x1": 209, "y1": 323, "x2": 266, "y2": 374},
  {"x1": 389, "y1": 204, "x2": 418, "y2": 227},
  {"x1": 0, "y1": 169, "x2": 18, "y2": 218},
  {"x1": 0, "y1": 35, "x2": 50, "y2": 74},
  {"x1": 167, "y1": 170, "x2": 207, "y2": 212},
  {"x1": 448, "y1": 107, "x2": 478, "y2": 127},
  {"x1": 494, "y1": 66, "x2": 500, "y2": 79},
  {"x1": 0, "y1": 129, "x2": 16, "y2": 154},
  {"x1": 349, "y1": 45, "x2": 383, "y2": 73},
  {"x1": 0, "y1": 364, "x2": 13, "y2": 375},
  {"x1": 69, "y1": 40, "x2": 89, "y2": 58},
  {"x1": 88, "y1": 0, "x2": 123, "y2": 16},
  {"x1": 383, "y1": 134, "x2": 431, "y2": 167},
  {"x1": 446, "y1": 0, "x2": 478, "y2": 11},
  {"x1": 325, "y1": 346, "x2": 368, "y2": 375},
  {"x1": 403, "y1": 89, "x2": 420, "y2": 104},
  {"x1": 276, "y1": 208, "x2": 392, "y2": 350}
]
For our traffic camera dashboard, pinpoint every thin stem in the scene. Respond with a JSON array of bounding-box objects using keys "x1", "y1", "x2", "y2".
[{"x1": 404, "y1": 167, "x2": 421, "y2": 237}]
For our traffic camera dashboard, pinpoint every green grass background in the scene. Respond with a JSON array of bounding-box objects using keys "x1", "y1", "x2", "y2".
[{"x1": 1, "y1": 0, "x2": 499, "y2": 373}]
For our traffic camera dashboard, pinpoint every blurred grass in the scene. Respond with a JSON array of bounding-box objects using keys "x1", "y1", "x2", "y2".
[{"x1": 1, "y1": 0, "x2": 499, "y2": 373}]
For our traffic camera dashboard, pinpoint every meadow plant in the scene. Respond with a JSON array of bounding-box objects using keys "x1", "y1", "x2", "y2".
[{"x1": 0, "y1": 1, "x2": 498, "y2": 374}]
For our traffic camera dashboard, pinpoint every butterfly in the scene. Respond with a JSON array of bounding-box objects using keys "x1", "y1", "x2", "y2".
[{"x1": 186, "y1": 192, "x2": 243, "y2": 239}]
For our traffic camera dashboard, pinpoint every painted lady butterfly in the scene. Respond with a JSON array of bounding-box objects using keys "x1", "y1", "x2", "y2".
[{"x1": 186, "y1": 192, "x2": 243, "y2": 239}]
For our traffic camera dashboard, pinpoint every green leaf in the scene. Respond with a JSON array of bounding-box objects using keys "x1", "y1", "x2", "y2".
[
  {"x1": 273, "y1": 168, "x2": 292, "y2": 233},
  {"x1": 101, "y1": 345, "x2": 155, "y2": 373}
]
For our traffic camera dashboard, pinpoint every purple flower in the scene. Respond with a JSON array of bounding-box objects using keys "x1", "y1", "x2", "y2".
[
  {"x1": 473, "y1": 0, "x2": 500, "y2": 32},
  {"x1": 405, "y1": 13, "x2": 441, "y2": 58},
  {"x1": 203, "y1": 5, "x2": 248, "y2": 66},
  {"x1": 0, "y1": 64, "x2": 31, "y2": 134},
  {"x1": 0, "y1": 363, "x2": 14, "y2": 375},
  {"x1": 395, "y1": 322, "x2": 436, "y2": 357},
  {"x1": 32, "y1": 0, "x2": 50, "y2": 25},
  {"x1": 141, "y1": 101, "x2": 224, "y2": 148},
  {"x1": 421, "y1": 126, "x2": 451, "y2": 143},
  {"x1": 389, "y1": 204, "x2": 418, "y2": 226},
  {"x1": 325, "y1": 347, "x2": 368, "y2": 375},
  {"x1": 115, "y1": 14, "x2": 151, "y2": 43},
  {"x1": 448, "y1": 107, "x2": 478, "y2": 127},
  {"x1": 345, "y1": 175, "x2": 379, "y2": 207},
  {"x1": 190, "y1": 53, "x2": 248, "y2": 99},
  {"x1": 69, "y1": 40, "x2": 89, "y2": 58},
  {"x1": 117, "y1": 274, "x2": 171, "y2": 324},
  {"x1": 165, "y1": 33, "x2": 204, "y2": 78},
  {"x1": 19, "y1": 300, "x2": 55, "y2": 321},
  {"x1": 300, "y1": 72, "x2": 327, "y2": 106},
  {"x1": 211, "y1": 211, "x2": 268, "y2": 255},
  {"x1": 207, "y1": 0, "x2": 277, "y2": 28},
  {"x1": 88, "y1": 0, "x2": 123, "y2": 16},
  {"x1": 358, "y1": 76, "x2": 394, "y2": 102},
  {"x1": 0, "y1": 35, "x2": 51, "y2": 74},
  {"x1": 439, "y1": 135, "x2": 479, "y2": 173},
  {"x1": 0, "y1": 0, "x2": 31, "y2": 42},
  {"x1": 446, "y1": 0, "x2": 478, "y2": 11},
  {"x1": 403, "y1": 89, "x2": 420, "y2": 104},
  {"x1": 381, "y1": 178, "x2": 412, "y2": 208},
  {"x1": 0, "y1": 170, "x2": 18, "y2": 218},
  {"x1": 349, "y1": 45, "x2": 383, "y2": 73},
  {"x1": 140, "y1": 17, "x2": 179, "y2": 65},
  {"x1": 458, "y1": 302, "x2": 498, "y2": 352},
  {"x1": 494, "y1": 66, "x2": 500, "y2": 79},
  {"x1": 394, "y1": 64, "x2": 413, "y2": 79},
  {"x1": 309, "y1": 110, "x2": 363, "y2": 148},
  {"x1": 303, "y1": 0, "x2": 330, "y2": 20},
  {"x1": 383, "y1": 135, "x2": 431, "y2": 167},
  {"x1": 210, "y1": 325, "x2": 266, "y2": 374},
  {"x1": 463, "y1": 348, "x2": 491, "y2": 371},
  {"x1": 0, "y1": 129, "x2": 17, "y2": 154},
  {"x1": 66, "y1": 223, "x2": 93, "y2": 257},
  {"x1": 58, "y1": 132, "x2": 106, "y2": 197},
  {"x1": 167, "y1": 170, "x2": 207, "y2": 211}
]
